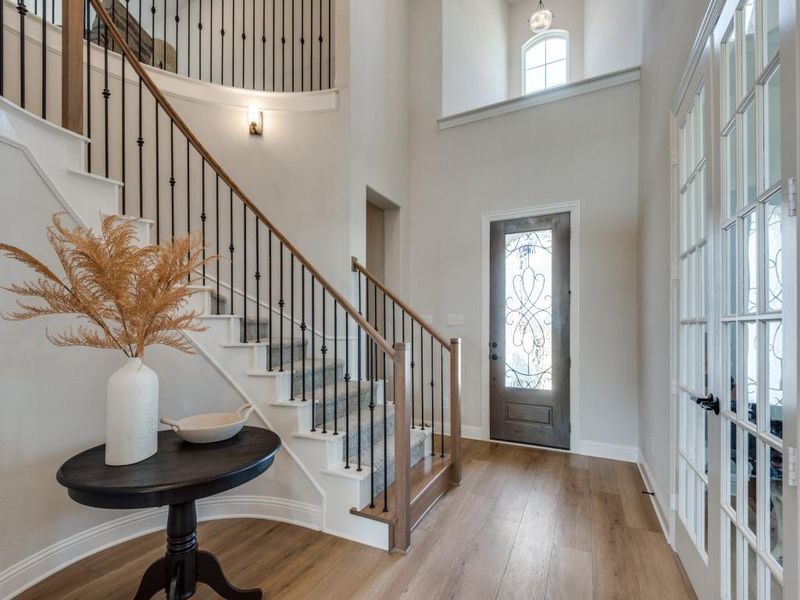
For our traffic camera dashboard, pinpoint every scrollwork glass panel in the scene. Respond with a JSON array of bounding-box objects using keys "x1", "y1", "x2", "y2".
[
  {"x1": 767, "y1": 320, "x2": 783, "y2": 439},
  {"x1": 766, "y1": 195, "x2": 783, "y2": 311},
  {"x1": 504, "y1": 230, "x2": 553, "y2": 390}
]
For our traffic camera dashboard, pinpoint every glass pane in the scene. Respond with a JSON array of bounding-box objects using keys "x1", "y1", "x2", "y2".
[
  {"x1": 769, "y1": 447, "x2": 783, "y2": 566},
  {"x1": 764, "y1": 0, "x2": 779, "y2": 63},
  {"x1": 766, "y1": 195, "x2": 783, "y2": 311},
  {"x1": 764, "y1": 69, "x2": 781, "y2": 190},
  {"x1": 742, "y1": 0, "x2": 756, "y2": 94},
  {"x1": 743, "y1": 101, "x2": 757, "y2": 205},
  {"x1": 697, "y1": 168, "x2": 706, "y2": 238},
  {"x1": 545, "y1": 60, "x2": 567, "y2": 88},
  {"x1": 546, "y1": 37, "x2": 567, "y2": 62},
  {"x1": 724, "y1": 126, "x2": 737, "y2": 218},
  {"x1": 746, "y1": 432, "x2": 757, "y2": 535},
  {"x1": 767, "y1": 321, "x2": 783, "y2": 438},
  {"x1": 770, "y1": 572, "x2": 783, "y2": 600},
  {"x1": 747, "y1": 544, "x2": 757, "y2": 599},
  {"x1": 728, "y1": 420, "x2": 738, "y2": 510},
  {"x1": 504, "y1": 230, "x2": 552, "y2": 390},
  {"x1": 526, "y1": 41, "x2": 546, "y2": 69},
  {"x1": 729, "y1": 520, "x2": 738, "y2": 600},
  {"x1": 744, "y1": 322, "x2": 758, "y2": 425},
  {"x1": 743, "y1": 212, "x2": 758, "y2": 313},
  {"x1": 726, "y1": 225, "x2": 737, "y2": 315},
  {"x1": 724, "y1": 26, "x2": 737, "y2": 121},
  {"x1": 526, "y1": 66, "x2": 546, "y2": 94},
  {"x1": 726, "y1": 324, "x2": 738, "y2": 414}
]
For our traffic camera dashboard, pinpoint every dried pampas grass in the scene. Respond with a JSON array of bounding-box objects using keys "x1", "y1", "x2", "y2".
[{"x1": 0, "y1": 213, "x2": 213, "y2": 358}]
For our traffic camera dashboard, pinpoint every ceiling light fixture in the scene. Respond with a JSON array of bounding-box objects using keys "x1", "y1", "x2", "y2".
[{"x1": 529, "y1": 0, "x2": 554, "y2": 34}]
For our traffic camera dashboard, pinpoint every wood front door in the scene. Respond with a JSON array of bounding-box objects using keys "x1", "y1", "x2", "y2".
[{"x1": 489, "y1": 213, "x2": 571, "y2": 448}]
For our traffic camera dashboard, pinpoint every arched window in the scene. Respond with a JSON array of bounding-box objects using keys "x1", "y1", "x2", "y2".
[{"x1": 522, "y1": 30, "x2": 569, "y2": 94}]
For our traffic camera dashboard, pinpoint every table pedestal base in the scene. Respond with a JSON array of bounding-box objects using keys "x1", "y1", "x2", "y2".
[{"x1": 133, "y1": 502, "x2": 262, "y2": 600}]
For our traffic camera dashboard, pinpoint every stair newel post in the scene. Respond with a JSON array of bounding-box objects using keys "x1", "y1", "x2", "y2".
[
  {"x1": 449, "y1": 338, "x2": 462, "y2": 485},
  {"x1": 62, "y1": 0, "x2": 83, "y2": 133},
  {"x1": 393, "y1": 342, "x2": 412, "y2": 553}
]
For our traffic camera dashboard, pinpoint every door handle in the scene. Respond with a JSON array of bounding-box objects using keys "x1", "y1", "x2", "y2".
[{"x1": 690, "y1": 394, "x2": 720, "y2": 415}]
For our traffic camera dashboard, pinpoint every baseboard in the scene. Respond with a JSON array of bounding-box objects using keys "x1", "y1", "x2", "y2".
[
  {"x1": 637, "y1": 458, "x2": 671, "y2": 541},
  {"x1": 432, "y1": 421, "x2": 485, "y2": 441},
  {"x1": 0, "y1": 495, "x2": 322, "y2": 600},
  {"x1": 577, "y1": 439, "x2": 639, "y2": 463}
]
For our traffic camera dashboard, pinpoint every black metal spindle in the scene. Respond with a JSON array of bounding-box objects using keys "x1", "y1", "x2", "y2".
[
  {"x1": 174, "y1": 0, "x2": 179, "y2": 76},
  {"x1": 261, "y1": 0, "x2": 266, "y2": 89},
  {"x1": 198, "y1": 0, "x2": 203, "y2": 79},
  {"x1": 301, "y1": 264, "x2": 306, "y2": 399},
  {"x1": 241, "y1": 0, "x2": 246, "y2": 87},
  {"x1": 103, "y1": 22, "x2": 110, "y2": 177},
  {"x1": 1, "y1": 0, "x2": 5, "y2": 97},
  {"x1": 151, "y1": 0, "x2": 155, "y2": 66},
  {"x1": 356, "y1": 320, "x2": 361, "y2": 471},
  {"x1": 382, "y1": 348, "x2": 387, "y2": 512},
  {"x1": 344, "y1": 312, "x2": 350, "y2": 467},
  {"x1": 369, "y1": 337, "x2": 375, "y2": 508},
  {"x1": 310, "y1": 275, "x2": 316, "y2": 430},
  {"x1": 255, "y1": 216, "x2": 261, "y2": 341},
  {"x1": 290, "y1": 0, "x2": 294, "y2": 91},
  {"x1": 420, "y1": 323, "x2": 425, "y2": 430},
  {"x1": 170, "y1": 122, "x2": 175, "y2": 237},
  {"x1": 290, "y1": 253, "x2": 295, "y2": 396},
  {"x1": 154, "y1": 104, "x2": 159, "y2": 241},
  {"x1": 251, "y1": 0, "x2": 255, "y2": 88},
  {"x1": 440, "y1": 345, "x2": 445, "y2": 457},
  {"x1": 271, "y1": 0, "x2": 275, "y2": 90},
  {"x1": 280, "y1": 0, "x2": 285, "y2": 90},
  {"x1": 321, "y1": 288, "x2": 327, "y2": 433},
  {"x1": 121, "y1": 32, "x2": 127, "y2": 212},
  {"x1": 215, "y1": 175, "x2": 220, "y2": 312},
  {"x1": 229, "y1": 189, "x2": 234, "y2": 316},
  {"x1": 333, "y1": 299, "x2": 338, "y2": 435},
  {"x1": 231, "y1": 0, "x2": 235, "y2": 85},
  {"x1": 365, "y1": 280, "x2": 370, "y2": 379},
  {"x1": 201, "y1": 160, "x2": 207, "y2": 283},
  {"x1": 220, "y1": 0, "x2": 225, "y2": 84},
  {"x1": 186, "y1": 140, "x2": 190, "y2": 242},
  {"x1": 327, "y1": 0, "x2": 330, "y2": 87},
  {"x1": 138, "y1": 78, "x2": 144, "y2": 218},
  {"x1": 210, "y1": 0, "x2": 214, "y2": 79},
  {"x1": 430, "y1": 334, "x2": 434, "y2": 455},
  {"x1": 300, "y1": 0, "x2": 303, "y2": 90},
  {"x1": 41, "y1": 0, "x2": 46, "y2": 119},
  {"x1": 279, "y1": 241, "x2": 284, "y2": 371},
  {"x1": 242, "y1": 203, "x2": 247, "y2": 342},
  {"x1": 317, "y1": 0, "x2": 321, "y2": 90},
  {"x1": 18, "y1": 0, "x2": 27, "y2": 110},
  {"x1": 186, "y1": 0, "x2": 191, "y2": 77},
  {"x1": 410, "y1": 315, "x2": 415, "y2": 428},
  {"x1": 267, "y1": 229, "x2": 273, "y2": 369}
]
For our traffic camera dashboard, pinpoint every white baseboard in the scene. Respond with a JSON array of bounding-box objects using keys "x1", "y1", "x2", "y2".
[
  {"x1": 577, "y1": 439, "x2": 640, "y2": 463},
  {"x1": 431, "y1": 421, "x2": 485, "y2": 441},
  {"x1": 637, "y1": 457, "x2": 671, "y2": 541},
  {"x1": 0, "y1": 495, "x2": 322, "y2": 600}
]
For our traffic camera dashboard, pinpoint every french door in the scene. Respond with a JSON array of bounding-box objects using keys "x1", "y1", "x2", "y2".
[{"x1": 674, "y1": 0, "x2": 797, "y2": 599}]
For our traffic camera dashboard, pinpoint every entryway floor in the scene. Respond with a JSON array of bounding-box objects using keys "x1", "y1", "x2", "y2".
[{"x1": 18, "y1": 440, "x2": 696, "y2": 599}]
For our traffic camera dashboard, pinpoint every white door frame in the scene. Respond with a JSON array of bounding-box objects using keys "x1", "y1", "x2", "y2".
[{"x1": 480, "y1": 201, "x2": 581, "y2": 452}]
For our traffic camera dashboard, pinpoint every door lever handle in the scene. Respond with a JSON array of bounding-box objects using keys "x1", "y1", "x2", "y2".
[{"x1": 690, "y1": 394, "x2": 720, "y2": 415}]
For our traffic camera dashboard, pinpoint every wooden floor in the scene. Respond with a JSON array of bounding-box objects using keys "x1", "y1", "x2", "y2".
[{"x1": 18, "y1": 440, "x2": 696, "y2": 600}]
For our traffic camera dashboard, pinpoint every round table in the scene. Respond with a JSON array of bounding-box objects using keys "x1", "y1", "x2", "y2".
[{"x1": 57, "y1": 426, "x2": 281, "y2": 600}]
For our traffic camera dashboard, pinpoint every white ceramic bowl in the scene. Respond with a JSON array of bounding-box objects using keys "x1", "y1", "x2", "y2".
[{"x1": 160, "y1": 404, "x2": 254, "y2": 444}]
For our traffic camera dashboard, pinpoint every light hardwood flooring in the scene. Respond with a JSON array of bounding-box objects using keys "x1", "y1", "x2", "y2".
[{"x1": 17, "y1": 440, "x2": 696, "y2": 600}]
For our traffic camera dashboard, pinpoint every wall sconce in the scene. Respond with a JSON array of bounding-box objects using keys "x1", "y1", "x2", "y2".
[{"x1": 248, "y1": 105, "x2": 263, "y2": 135}]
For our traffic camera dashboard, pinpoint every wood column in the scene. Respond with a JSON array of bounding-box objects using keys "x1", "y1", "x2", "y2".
[
  {"x1": 61, "y1": 0, "x2": 84, "y2": 133},
  {"x1": 393, "y1": 342, "x2": 412, "y2": 553},
  {"x1": 449, "y1": 338, "x2": 462, "y2": 485}
]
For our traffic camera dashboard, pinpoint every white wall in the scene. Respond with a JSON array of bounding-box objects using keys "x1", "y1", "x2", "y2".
[
  {"x1": 637, "y1": 0, "x2": 709, "y2": 515},
  {"x1": 442, "y1": 0, "x2": 509, "y2": 115},
  {"x1": 409, "y1": 0, "x2": 641, "y2": 454},
  {"x1": 583, "y1": 0, "x2": 641, "y2": 79}
]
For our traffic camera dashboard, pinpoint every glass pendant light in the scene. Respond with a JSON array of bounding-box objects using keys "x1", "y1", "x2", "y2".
[{"x1": 529, "y1": 0, "x2": 554, "y2": 34}]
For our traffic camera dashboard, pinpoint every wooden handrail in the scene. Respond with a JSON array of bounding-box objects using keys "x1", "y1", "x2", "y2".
[
  {"x1": 351, "y1": 257, "x2": 451, "y2": 351},
  {"x1": 86, "y1": 0, "x2": 394, "y2": 358}
]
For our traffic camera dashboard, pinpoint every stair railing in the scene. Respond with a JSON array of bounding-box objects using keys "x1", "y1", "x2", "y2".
[{"x1": 351, "y1": 257, "x2": 462, "y2": 486}]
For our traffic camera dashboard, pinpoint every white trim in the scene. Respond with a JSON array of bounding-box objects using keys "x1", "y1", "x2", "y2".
[
  {"x1": 480, "y1": 201, "x2": 581, "y2": 451},
  {"x1": 521, "y1": 29, "x2": 570, "y2": 95},
  {"x1": 0, "y1": 495, "x2": 321, "y2": 600},
  {"x1": 438, "y1": 67, "x2": 640, "y2": 130},
  {"x1": 638, "y1": 458, "x2": 672, "y2": 542},
  {"x1": 577, "y1": 440, "x2": 639, "y2": 463}
]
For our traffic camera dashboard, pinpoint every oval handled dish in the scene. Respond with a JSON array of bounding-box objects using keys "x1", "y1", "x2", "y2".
[{"x1": 160, "y1": 404, "x2": 254, "y2": 444}]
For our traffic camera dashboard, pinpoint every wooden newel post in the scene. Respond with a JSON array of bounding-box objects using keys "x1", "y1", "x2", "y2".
[
  {"x1": 61, "y1": 0, "x2": 84, "y2": 133},
  {"x1": 449, "y1": 338, "x2": 462, "y2": 485},
  {"x1": 393, "y1": 342, "x2": 412, "y2": 553}
]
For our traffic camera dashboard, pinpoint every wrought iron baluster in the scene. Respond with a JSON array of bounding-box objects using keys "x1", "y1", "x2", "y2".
[
  {"x1": 41, "y1": 0, "x2": 45, "y2": 119},
  {"x1": 279, "y1": 241, "x2": 284, "y2": 370},
  {"x1": 301, "y1": 264, "x2": 307, "y2": 399},
  {"x1": 327, "y1": 0, "x2": 330, "y2": 87},
  {"x1": 215, "y1": 175, "x2": 220, "y2": 312},
  {"x1": 261, "y1": 0, "x2": 266, "y2": 89},
  {"x1": 356, "y1": 321, "x2": 361, "y2": 471},
  {"x1": 344, "y1": 312, "x2": 350, "y2": 467},
  {"x1": 1, "y1": 0, "x2": 5, "y2": 97},
  {"x1": 18, "y1": 0, "x2": 28, "y2": 110},
  {"x1": 382, "y1": 348, "x2": 387, "y2": 511},
  {"x1": 220, "y1": 0, "x2": 225, "y2": 84},
  {"x1": 138, "y1": 77, "x2": 144, "y2": 218},
  {"x1": 333, "y1": 299, "x2": 338, "y2": 435},
  {"x1": 186, "y1": 0, "x2": 190, "y2": 76},
  {"x1": 410, "y1": 315, "x2": 415, "y2": 428},
  {"x1": 310, "y1": 275, "x2": 316, "y2": 430},
  {"x1": 369, "y1": 337, "x2": 375, "y2": 508},
  {"x1": 290, "y1": 0, "x2": 294, "y2": 91},
  {"x1": 317, "y1": 0, "x2": 321, "y2": 90},
  {"x1": 267, "y1": 229, "x2": 273, "y2": 369},
  {"x1": 242, "y1": 202, "x2": 247, "y2": 342},
  {"x1": 154, "y1": 103, "x2": 159, "y2": 241},
  {"x1": 201, "y1": 159, "x2": 207, "y2": 283},
  {"x1": 420, "y1": 323, "x2": 425, "y2": 430},
  {"x1": 255, "y1": 216, "x2": 261, "y2": 341},
  {"x1": 174, "y1": 0, "x2": 179, "y2": 76},
  {"x1": 290, "y1": 253, "x2": 295, "y2": 397},
  {"x1": 321, "y1": 288, "x2": 327, "y2": 433},
  {"x1": 430, "y1": 334, "x2": 435, "y2": 455},
  {"x1": 251, "y1": 0, "x2": 255, "y2": 88},
  {"x1": 151, "y1": 0, "x2": 155, "y2": 66},
  {"x1": 241, "y1": 0, "x2": 245, "y2": 87},
  {"x1": 229, "y1": 189, "x2": 235, "y2": 316},
  {"x1": 198, "y1": 0, "x2": 203, "y2": 79},
  {"x1": 280, "y1": 0, "x2": 285, "y2": 90},
  {"x1": 169, "y1": 121, "x2": 175, "y2": 237},
  {"x1": 231, "y1": 0, "x2": 235, "y2": 85},
  {"x1": 300, "y1": 0, "x2": 304, "y2": 90},
  {"x1": 103, "y1": 23, "x2": 110, "y2": 177},
  {"x1": 440, "y1": 344, "x2": 445, "y2": 457},
  {"x1": 271, "y1": 0, "x2": 275, "y2": 90}
]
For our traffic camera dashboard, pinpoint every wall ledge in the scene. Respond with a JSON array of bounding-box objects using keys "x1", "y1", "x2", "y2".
[
  {"x1": 0, "y1": 495, "x2": 322, "y2": 600},
  {"x1": 437, "y1": 66, "x2": 641, "y2": 130}
]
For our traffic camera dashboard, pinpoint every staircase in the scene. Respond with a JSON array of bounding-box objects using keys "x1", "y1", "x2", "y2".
[{"x1": 0, "y1": 0, "x2": 462, "y2": 554}]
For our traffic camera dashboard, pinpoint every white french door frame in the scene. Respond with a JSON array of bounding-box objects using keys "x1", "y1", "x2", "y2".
[{"x1": 670, "y1": 0, "x2": 799, "y2": 599}]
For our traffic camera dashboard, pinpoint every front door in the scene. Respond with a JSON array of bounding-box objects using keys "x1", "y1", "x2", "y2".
[{"x1": 489, "y1": 213, "x2": 570, "y2": 448}]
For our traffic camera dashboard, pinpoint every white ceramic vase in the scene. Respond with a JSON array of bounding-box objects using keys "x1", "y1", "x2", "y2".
[{"x1": 105, "y1": 357, "x2": 159, "y2": 466}]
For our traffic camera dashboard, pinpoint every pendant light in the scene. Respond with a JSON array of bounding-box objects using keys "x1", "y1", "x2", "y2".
[{"x1": 529, "y1": 0, "x2": 554, "y2": 34}]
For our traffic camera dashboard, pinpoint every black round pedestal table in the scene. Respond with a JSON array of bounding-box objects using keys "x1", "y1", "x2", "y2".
[{"x1": 57, "y1": 426, "x2": 281, "y2": 600}]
